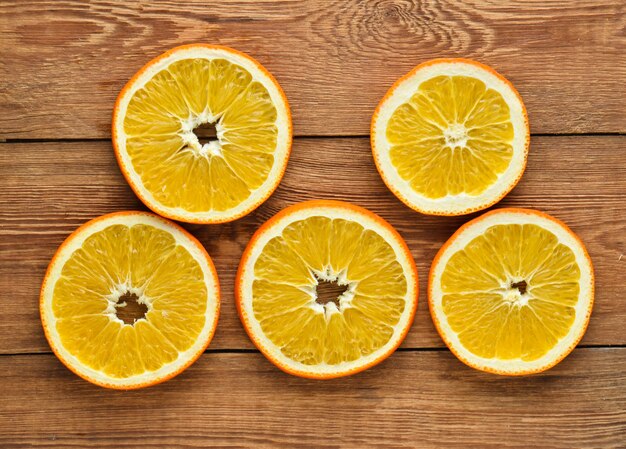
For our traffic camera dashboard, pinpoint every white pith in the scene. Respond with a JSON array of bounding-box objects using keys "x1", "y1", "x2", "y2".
[
  {"x1": 103, "y1": 283, "x2": 152, "y2": 324},
  {"x1": 443, "y1": 123, "x2": 469, "y2": 149},
  {"x1": 179, "y1": 112, "x2": 225, "y2": 158},
  {"x1": 430, "y1": 210, "x2": 594, "y2": 374},
  {"x1": 373, "y1": 61, "x2": 528, "y2": 215},
  {"x1": 41, "y1": 212, "x2": 220, "y2": 388},
  {"x1": 297, "y1": 267, "x2": 357, "y2": 320},
  {"x1": 238, "y1": 205, "x2": 418, "y2": 377},
  {"x1": 114, "y1": 46, "x2": 291, "y2": 222}
]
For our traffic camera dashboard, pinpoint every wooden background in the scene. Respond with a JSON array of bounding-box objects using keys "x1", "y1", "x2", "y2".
[{"x1": 1, "y1": 1, "x2": 625, "y2": 447}]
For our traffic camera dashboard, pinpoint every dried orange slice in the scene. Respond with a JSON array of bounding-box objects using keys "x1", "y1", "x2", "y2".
[
  {"x1": 113, "y1": 44, "x2": 292, "y2": 223},
  {"x1": 40, "y1": 211, "x2": 220, "y2": 389},
  {"x1": 429, "y1": 208, "x2": 594, "y2": 375},
  {"x1": 236, "y1": 200, "x2": 418, "y2": 378},
  {"x1": 372, "y1": 59, "x2": 529, "y2": 215}
]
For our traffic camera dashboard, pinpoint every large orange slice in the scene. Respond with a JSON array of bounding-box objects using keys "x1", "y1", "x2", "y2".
[
  {"x1": 40, "y1": 211, "x2": 220, "y2": 389},
  {"x1": 429, "y1": 208, "x2": 594, "y2": 375},
  {"x1": 113, "y1": 44, "x2": 292, "y2": 223},
  {"x1": 236, "y1": 200, "x2": 418, "y2": 378}
]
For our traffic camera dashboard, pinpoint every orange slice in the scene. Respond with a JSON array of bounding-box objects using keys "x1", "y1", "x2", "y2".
[
  {"x1": 113, "y1": 44, "x2": 292, "y2": 223},
  {"x1": 372, "y1": 59, "x2": 529, "y2": 215},
  {"x1": 429, "y1": 208, "x2": 594, "y2": 375},
  {"x1": 40, "y1": 211, "x2": 220, "y2": 389},
  {"x1": 236, "y1": 200, "x2": 418, "y2": 378}
]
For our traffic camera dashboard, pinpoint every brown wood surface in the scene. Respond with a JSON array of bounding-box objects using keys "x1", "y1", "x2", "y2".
[
  {"x1": 2, "y1": 1, "x2": 626, "y2": 447},
  {"x1": 0, "y1": 349, "x2": 625, "y2": 448},
  {"x1": 2, "y1": 136, "x2": 625, "y2": 355},
  {"x1": 1, "y1": 0, "x2": 626, "y2": 139}
]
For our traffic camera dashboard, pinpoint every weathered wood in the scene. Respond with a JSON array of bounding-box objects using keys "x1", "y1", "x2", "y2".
[
  {"x1": 2, "y1": 2, "x2": 624, "y2": 447},
  {"x1": 1, "y1": 0, "x2": 625, "y2": 139},
  {"x1": 1, "y1": 136, "x2": 624, "y2": 354},
  {"x1": 0, "y1": 349, "x2": 625, "y2": 448}
]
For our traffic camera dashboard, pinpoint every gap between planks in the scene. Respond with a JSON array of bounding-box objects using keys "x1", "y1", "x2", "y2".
[
  {"x1": 2, "y1": 132, "x2": 626, "y2": 144},
  {"x1": 3, "y1": 345, "x2": 626, "y2": 358}
]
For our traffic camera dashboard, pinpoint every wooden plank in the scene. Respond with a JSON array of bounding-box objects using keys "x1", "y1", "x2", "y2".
[
  {"x1": 1, "y1": 0, "x2": 625, "y2": 139},
  {"x1": 0, "y1": 349, "x2": 625, "y2": 448},
  {"x1": 1, "y1": 136, "x2": 624, "y2": 354}
]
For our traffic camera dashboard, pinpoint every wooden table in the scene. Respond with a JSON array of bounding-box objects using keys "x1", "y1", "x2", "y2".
[{"x1": 2, "y1": 1, "x2": 625, "y2": 447}]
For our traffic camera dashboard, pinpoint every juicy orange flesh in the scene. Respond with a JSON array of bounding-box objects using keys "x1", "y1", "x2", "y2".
[
  {"x1": 440, "y1": 224, "x2": 580, "y2": 361},
  {"x1": 123, "y1": 58, "x2": 278, "y2": 212},
  {"x1": 252, "y1": 216, "x2": 407, "y2": 366},
  {"x1": 387, "y1": 75, "x2": 514, "y2": 199},
  {"x1": 52, "y1": 224, "x2": 208, "y2": 378}
]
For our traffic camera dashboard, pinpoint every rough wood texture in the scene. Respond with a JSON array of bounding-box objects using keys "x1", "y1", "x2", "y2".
[
  {"x1": 1, "y1": 0, "x2": 626, "y2": 139},
  {"x1": 1, "y1": 349, "x2": 625, "y2": 448},
  {"x1": 2, "y1": 136, "x2": 625, "y2": 354},
  {"x1": 2, "y1": 2, "x2": 625, "y2": 447}
]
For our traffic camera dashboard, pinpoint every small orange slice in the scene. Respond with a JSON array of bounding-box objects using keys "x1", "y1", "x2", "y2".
[{"x1": 372, "y1": 59, "x2": 530, "y2": 216}]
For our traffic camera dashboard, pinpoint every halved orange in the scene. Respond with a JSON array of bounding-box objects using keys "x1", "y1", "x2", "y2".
[
  {"x1": 236, "y1": 200, "x2": 418, "y2": 378},
  {"x1": 113, "y1": 44, "x2": 292, "y2": 223},
  {"x1": 40, "y1": 211, "x2": 220, "y2": 389},
  {"x1": 372, "y1": 59, "x2": 530, "y2": 216},
  {"x1": 429, "y1": 208, "x2": 594, "y2": 375}
]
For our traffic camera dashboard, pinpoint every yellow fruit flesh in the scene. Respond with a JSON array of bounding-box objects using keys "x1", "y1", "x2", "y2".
[
  {"x1": 387, "y1": 75, "x2": 514, "y2": 199},
  {"x1": 252, "y1": 217, "x2": 407, "y2": 365},
  {"x1": 52, "y1": 224, "x2": 208, "y2": 378},
  {"x1": 440, "y1": 224, "x2": 580, "y2": 361},
  {"x1": 123, "y1": 58, "x2": 278, "y2": 212}
]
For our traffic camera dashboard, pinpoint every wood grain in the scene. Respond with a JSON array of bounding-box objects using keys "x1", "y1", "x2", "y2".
[
  {"x1": 2, "y1": 2, "x2": 624, "y2": 447},
  {"x1": 2, "y1": 0, "x2": 626, "y2": 139},
  {"x1": 1, "y1": 136, "x2": 624, "y2": 354},
  {"x1": 0, "y1": 349, "x2": 625, "y2": 448}
]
